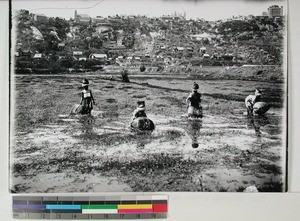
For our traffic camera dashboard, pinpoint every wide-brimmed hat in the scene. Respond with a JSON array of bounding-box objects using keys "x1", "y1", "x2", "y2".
[
  {"x1": 82, "y1": 78, "x2": 89, "y2": 87},
  {"x1": 192, "y1": 143, "x2": 199, "y2": 148},
  {"x1": 193, "y1": 82, "x2": 199, "y2": 90}
]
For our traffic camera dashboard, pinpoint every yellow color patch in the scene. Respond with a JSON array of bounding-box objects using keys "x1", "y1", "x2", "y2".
[{"x1": 117, "y1": 204, "x2": 152, "y2": 209}]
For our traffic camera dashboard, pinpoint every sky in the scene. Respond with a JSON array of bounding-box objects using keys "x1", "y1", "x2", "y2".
[{"x1": 12, "y1": 0, "x2": 286, "y2": 21}]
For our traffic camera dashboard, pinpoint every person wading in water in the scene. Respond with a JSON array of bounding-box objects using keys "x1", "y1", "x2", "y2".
[
  {"x1": 186, "y1": 82, "x2": 202, "y2": 118},
  {"x1": 80, "y1": 78, "x2": 96, "y2": 115}
]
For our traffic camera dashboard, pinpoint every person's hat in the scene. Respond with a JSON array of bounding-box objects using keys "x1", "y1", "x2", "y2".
[
  {"x1": 82, "y1": 78, "x2": 89, "y2": 87},
  {"x1": 192, "y1": 143, "x2": 199, "y2": 148},
  {"x1": 137, "y1": 101, "x2": 145, "y2": 108},
  {"x1": 193, "y1": 82, "x2": 199, "y2": 90},
  {"x1": 255, "y1": 88, "x2": 262, "y2": 96}
]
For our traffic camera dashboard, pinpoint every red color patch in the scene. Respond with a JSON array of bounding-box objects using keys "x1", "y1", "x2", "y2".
[{"x1": 153, "y1": 204, "x2": 168, "y2": 213}]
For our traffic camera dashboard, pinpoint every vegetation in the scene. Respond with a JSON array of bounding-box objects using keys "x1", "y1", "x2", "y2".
[{"x1": 14, "y1": 9, "x2": 285, "y2": 74}]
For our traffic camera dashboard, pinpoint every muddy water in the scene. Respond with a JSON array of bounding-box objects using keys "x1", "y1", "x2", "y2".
[
  {"x1": 11, "y1": 111, "x2": 285, "y2": 192},
  {"x1": 11, "y1": 74, "x2": 286, "y2": 192}
]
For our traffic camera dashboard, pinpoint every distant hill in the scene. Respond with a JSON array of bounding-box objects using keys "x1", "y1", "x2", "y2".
[{"x1": 14, "y1": 10, "x2": 286, "y2": 73}]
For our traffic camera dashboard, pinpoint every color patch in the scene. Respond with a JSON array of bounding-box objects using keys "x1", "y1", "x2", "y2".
[
  {"x1": 13, "y1": 204, "x2": 45, "y2": 210},
  {"x1": 118, "y1": 209, "x2": 153, "y2": 214},
  {"x1": 117, "y1": 204, "x2": 152, "y2": 209},
  {"x1": 12, "y1": 195, "x2": 168, "y2": 219},
  {"x1": 153, "y1": 204, "x2": 168, "y2": 213},
  {"x1": 45, "y1": 205, "x2": 81, "y2": 210},
  {"x1": 82, "y1": 204, "x2": 117, "y2": 210},
  {"x1": 82, "y1": 209, "x2": 118, "y2": 214}
]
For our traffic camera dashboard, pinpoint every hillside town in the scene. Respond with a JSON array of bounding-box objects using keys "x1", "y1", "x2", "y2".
[{"x1": 14, "y1": 5, "x2": 285, "y2": 74}]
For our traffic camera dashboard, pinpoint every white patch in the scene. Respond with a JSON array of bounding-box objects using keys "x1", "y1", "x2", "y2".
[{"x1": 83, "y1": 92, "x2": 91, "y2": 98}]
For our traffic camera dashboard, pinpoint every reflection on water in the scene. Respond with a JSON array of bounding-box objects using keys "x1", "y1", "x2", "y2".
[
  {"x1": 78, "y1": 115, "x2": 97, "y2": 139},
  {"x1": 14, "y1": 110, "x2": 285, "y2": 192},
  {"x1": 135, "y1": 132, "x2": 153, "y2": 149},
  {"x1": 187, "y1": 120, "x2": 202, "y2": 148},
  {"x1": 246, "y1": 115, "x2": 270, "y2": 138}
]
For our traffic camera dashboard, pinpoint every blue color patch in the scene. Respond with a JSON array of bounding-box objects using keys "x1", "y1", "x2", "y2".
[{"x1": 45, "y1": 205, "x2": 81, "y2": 210}]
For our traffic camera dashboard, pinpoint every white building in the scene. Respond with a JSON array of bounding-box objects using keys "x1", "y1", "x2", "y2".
[
  {"x1": 74, "y1": 10, "x2": 91, "y2": 24},
  {"x1": 268, "y1": 5, "x2": 283, "y2": 18},
  {"x1": 89, "y1": 54, "x2": 108, "y2": 60},
  {"x1": 33, "y1": 14, "x2": 48, "y2": 22},
  {"x1": 33, "y1": 53, "x2": 44, "y2": 59}
]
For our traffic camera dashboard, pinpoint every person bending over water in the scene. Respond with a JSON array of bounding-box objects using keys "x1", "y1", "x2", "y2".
[
  {"x1": 130, "y1": 100, "x2": 154, "y2": 131},
  {"x1": 245, "y1": 88, "x2": 262, "y2": 116}
]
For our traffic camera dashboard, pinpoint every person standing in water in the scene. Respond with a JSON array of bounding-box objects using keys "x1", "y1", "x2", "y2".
[
  {"x1": 80, "y1": 78, "x2": 96, "y2": 114},
  {"x1": 186, "y1": 82, "x2": 202, "y2": 118},
  {"x1": 245, "y1": 88, "x2": 262, "y2": 115}
]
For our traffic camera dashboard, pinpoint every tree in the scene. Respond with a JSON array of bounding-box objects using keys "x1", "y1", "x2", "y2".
[
  {"x1": 90, "y1": 36, "x2": 103, "y2": 49},
  {"x1": 54, "y1": 17, "x2": 70, "y2": 40}
]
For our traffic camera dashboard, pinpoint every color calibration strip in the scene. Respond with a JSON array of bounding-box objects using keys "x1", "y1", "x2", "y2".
[{"x1": 12, "y1": 195, "x2": 168, "y2": 219}]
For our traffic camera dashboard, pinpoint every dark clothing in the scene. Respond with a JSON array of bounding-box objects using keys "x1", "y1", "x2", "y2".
[
  {"x1": 187, "y1": 92, "x2": 201, "y2": 109},
  {"x1": 81, "y1": 89, "x2": 94, "y2": 114},
  {"x1": 254, "y1": 95, "x2": 261, "y2": 103},
  {"x1": 133, "y1": 108, "x2": 147, "y2": 119}
]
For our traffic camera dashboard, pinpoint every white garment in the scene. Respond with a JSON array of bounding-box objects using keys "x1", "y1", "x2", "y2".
[{"x1": 245, "y1": 95, "x2": 256, "y2": 108}]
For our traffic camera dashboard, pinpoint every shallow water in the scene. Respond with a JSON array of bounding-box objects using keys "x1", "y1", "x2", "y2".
[
  {"x1": 11, "y1": 74, "x2": 286, "y2": 192},
  {"x1": 11, "y1": 110, "x2": 285, "y2": 192}
]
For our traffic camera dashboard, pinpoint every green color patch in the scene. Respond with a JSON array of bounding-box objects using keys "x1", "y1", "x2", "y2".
[{"x1": 81, "y1": 204, "x2": 117, "y2": 209}]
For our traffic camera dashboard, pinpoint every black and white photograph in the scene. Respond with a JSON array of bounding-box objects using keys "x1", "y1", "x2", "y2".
[{"x1": 10, "y1": 0, "x2": 287, "y2": 193}]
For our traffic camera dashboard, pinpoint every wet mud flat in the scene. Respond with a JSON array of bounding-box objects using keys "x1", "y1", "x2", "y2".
[{"x1": 11, "y1": 74, "x2": 286, "y2": 193}]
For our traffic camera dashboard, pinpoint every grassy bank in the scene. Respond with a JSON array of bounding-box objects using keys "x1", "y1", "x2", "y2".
[{"x1": 97, "y1": 65, "x2": 285, "y2": 83}]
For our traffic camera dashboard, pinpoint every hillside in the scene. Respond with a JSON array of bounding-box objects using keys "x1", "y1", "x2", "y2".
[{"x1": 14, "y1": 9, "x2": 286, "y2": 75}]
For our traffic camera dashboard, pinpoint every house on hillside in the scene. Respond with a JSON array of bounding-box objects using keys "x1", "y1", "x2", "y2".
[
  {"x1": 74, "y1": 10, "x2": 91, "y2": 24},
  {"x1": 160, "y1": 45, "x2": 167, "y2": 50},
  {"x1": 221, "y1": 53, "x2": 234, "y2": 61},
  {"x1": 107, "y1": 45, "x2": 127, "y2": 56},
  {"x1": 73, "y1": 51, "x2": 83, "y2": 60},
  {"x1": 33, "y1": 14, "x2": 48, "y2": 22},
  {"x1": 89, "y1": 54, "x2": 108, "y2": 60},
  {"x1": 187, "y1": 47, "x2": 194, "y2": 52},
  {"x1": 58, "y1": 43, "x2": 65, "y2": 50},
  {"x1": 213, "y1": 52, "x2": 221, "y2": 60},
  {"x1": 92, "y1": 16, "x2": 105, "y2": 24},
  {"x1": 200, "y1": 47, "x2": 207, "y2": 54},
  {"x1": 268, "y1": 5, "x2": 284, "y2": 18},
  {"x1": 19, "y1": 49, "x2": 33, "y2": 58},
  {"x1": 70, "y1": 26, "x2": 80, "y2": 33},
  {"x1": 203, "y1": 53, "x2": 210, "y2": 59},
  {"x1": 95, "y1": 23, "x2": 112, "y2": 33},
  {"x1": 33, "y1": 53, "x2": 45, "y2": 60},
  {"x1": 79, "y1": 57, "x2": 87, "y2": 61},
  {"x1": 174, "y1": 47, "x2": 185, "y2": 52}
]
